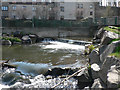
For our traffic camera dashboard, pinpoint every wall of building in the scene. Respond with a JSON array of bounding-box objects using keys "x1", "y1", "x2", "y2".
[{"x1": 1, "y1": 1, "x2": 96, "y2": 20}]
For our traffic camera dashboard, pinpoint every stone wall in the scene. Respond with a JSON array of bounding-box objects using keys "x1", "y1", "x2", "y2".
[{"x1": 2, "y1": 27, "x2": 97, "y2": 38}]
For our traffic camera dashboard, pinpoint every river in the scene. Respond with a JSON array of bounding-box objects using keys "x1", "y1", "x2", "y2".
[{"x1": 0, "y1": 38, "x2": 91, "y2": 88}]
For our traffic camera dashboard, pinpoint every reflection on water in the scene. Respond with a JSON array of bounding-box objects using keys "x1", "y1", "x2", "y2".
[
  {"x1": 11, "y1": 62, "x2": 50, "y2": 76},
  {"x1": 2, "y1": 42, "x2": 87, "y2": 66}
]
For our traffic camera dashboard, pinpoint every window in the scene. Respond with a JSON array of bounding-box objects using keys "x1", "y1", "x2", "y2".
[
  {"x1": 108, "y1": 2, "x2": 111, "y2": 6},
  {"x1": 90, "y1": 4, "x2": 93, "y2": 9},
  {"x1": 90, "y1": 11, "x2": 93, "y2": 15},
  {"x1": 60, "y1": 6, "x2": 64, "y2": 12},
  {"x1": 12, "y1": 6, "x2": 16, "y2": 10},
  {"x1": 2, "y1": 6, "x2": 8, "y2": 11},
  {"x1": 113, "y1": 2, "x2": 117, "y2": 7},
  {"x1": 32, "y1": 6, "x2": 36, "y2": 11},
  {"x1": 99, "y1": 2, "x2": 102, "y2": 6},
  {"x1": 77, "y1": 4, "x2": 80, "y2": 8},
  {"x1": 32, "y1": 0, "x2": 36, "y2": 2},
  {"x1": 60, "y1": 16, "x2": 64, "y2": 20},
  {"x1": 80, "y1": 4, "x2": 83, "y2": 8},
  {"x1": 22, "y1": 6, "x2": 26, "y2": 9}
]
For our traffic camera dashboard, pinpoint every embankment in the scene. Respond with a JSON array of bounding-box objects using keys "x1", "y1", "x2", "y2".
[{"x1": 2, "y1": 27, "x2": 97, "y2": 38}]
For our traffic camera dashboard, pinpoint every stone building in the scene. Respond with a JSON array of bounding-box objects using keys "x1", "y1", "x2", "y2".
[
  {"x1": 57, "y1": 1, "x2": 95, "y2": 20},
  {"x1": 1, "y1": 0, "x2": 95, "y2": 20},
  {"x1": 1, "y1": 1, "x2": 9, "y2": 19}
]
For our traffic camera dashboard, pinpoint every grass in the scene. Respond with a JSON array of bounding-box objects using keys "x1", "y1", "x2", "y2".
[
  {"x1": 118, "y1": 27, "x2": 120, "y2": 30},
  {"x1": 109, "y1": 38, "x2": 120, "y2": 44},
  {"x1": 110, "y1": 46, "x2": 120, "y2": 58},
  {"x1": 110, "y1": 52, "x2": 120, "y2": 58},
  {"x1": 2, "y1": 37, "x2": 21, "y2": 42},
  {"x1": 104, "y1": 26, "x2": 120, "y2": 35}
]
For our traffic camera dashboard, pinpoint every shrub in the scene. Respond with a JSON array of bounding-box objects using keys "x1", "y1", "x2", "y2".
[
  {"x1": 2, "y1": 37, "x2": 21, "y2": 42},
  {"x1": 88, "y1": 44, "x2": 95, "y2": 53}
]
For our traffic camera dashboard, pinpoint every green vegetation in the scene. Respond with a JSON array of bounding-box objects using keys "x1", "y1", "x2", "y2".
[
  {"x1": 87, "y1": 64, "x2": 91, "y2": 70},
  {"x1": 2, "y1": 37, "x2": 21, "y2": 42},
  {"x1": 118, "y1": 27, "x2": 120, "y2": 30},
  {"x1": 88, "y1": 45, "x2": 95, "y2": 53},
  {"x1": 110, "y1": 46, "x2": 120, "y2": 58},
  {"x1": 84, "y1": 44, "x2": 95, "y2": 55},
  {"x1": 109, "y1": 38, "x2": 120, "y2": 44},
  {"x1": 104, "y1": 26, "x2": 120, "y2": 35}
]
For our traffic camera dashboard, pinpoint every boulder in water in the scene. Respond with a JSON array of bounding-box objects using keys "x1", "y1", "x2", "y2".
[
  {"x1": 1, "y1": 40, "x2": 12, "y2": 45},
  {"x1": 22, "y1": 36, "x2": 32, "y2": 44}
]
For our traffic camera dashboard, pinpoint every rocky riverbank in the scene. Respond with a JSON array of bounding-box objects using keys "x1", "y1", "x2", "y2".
[
  {"x1": 0, "y1": 31, "x2": 56, "y2": 45},
  {"x1": 87, "y1": 26, "x2": 120, "y2": 89}
]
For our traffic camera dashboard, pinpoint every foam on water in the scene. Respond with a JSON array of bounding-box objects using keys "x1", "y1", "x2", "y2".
[{"x1": 41, "y1": 41, "x2": 85, "y2": 51}]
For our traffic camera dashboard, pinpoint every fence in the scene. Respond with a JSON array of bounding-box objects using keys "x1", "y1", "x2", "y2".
[
  {"x1": 2, "y1": 18, "x2": 94, "y2": 28},
  {"x1": 2, "y1": 17, "x2": 120, "y2": 28},
  {"x1": 94, "y1": 16, "x2": 120, "y2": 26}
]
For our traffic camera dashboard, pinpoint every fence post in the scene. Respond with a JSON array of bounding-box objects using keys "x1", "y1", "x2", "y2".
[{"x1": 115, "y1": 16, "x2": 118, "y2": 25}]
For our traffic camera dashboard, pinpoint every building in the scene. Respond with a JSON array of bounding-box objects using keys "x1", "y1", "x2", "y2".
[
  {"x1": 1, "y1": 2, "x2": 9, "y2": 19},
  {"x1": 76, "y1": 2, "x2": 95, "y2": 20},
  {"x1": 9, "y1": 2, "x2": 37, "y2": 19},
  {"x1": 100, "y1": 0, "x2": 120, "y2": 7},
  {"x1": 57, "y1": 1, "x2": 95, "y2": 20},
  {"x1": 1, "y1": 0, "x2": 95, "y2": 20},
  {"x1": 95, "y1": 2, "x2": 120, "y2": 18}
]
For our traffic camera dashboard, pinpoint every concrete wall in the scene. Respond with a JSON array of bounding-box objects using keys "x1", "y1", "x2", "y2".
[{"x1": 2, "y1": 27, "x2": 97, "y2": 38}]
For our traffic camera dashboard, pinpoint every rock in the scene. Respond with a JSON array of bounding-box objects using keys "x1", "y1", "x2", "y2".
[
  {"x1": 22, "y1": 36, "x2": 32, "y2": 44},
  {"x1": 36, "y1": 37, "x2": 43, "y2": 43},
  {"x1": 13, "y1": 31, "x2": 23, "y2": 38},
  {"x1": 101, "y1": 31, "x2": 119, "y2": 45},
  {"x1": 1, "y1": 40, "x2": 12, "y2": 45},
  {"x1": 107, "y1": 65, "x2": 120, "y2": 88},
  {"x1": 91, "y1": 78, "x2": 105, "y2": 88},
  {"x1": 77, "y1": 73, "x2": 93, "y2": 89},
  {"x1": 29, "y1": 34, "x2": 38, "y2": 44},
  {"x1": 89, "y1": 48, "x2": 101, "y2": 65},
  {"x1": 100, "y1": 40, "x2": 120, "y2": 63},
  {"x1": 13, "y1": 42, "x2": 21, "y2": 45},
  {"x1": 95, "y1": 28, "x2": 105, "y2": 39},
  {"x1": 99, "y1": 45, "x2": 107, "y2": 55},
  {"x1": 92, "y1": 39, "x2": 101, "y2": 44},
  {"x1": 99, "y1": 56, "x2": 120, "y2": 84},
  {"x1": 91, "y1": 63, "x2": 100, "y2": 79},
  {"x1": 44, "y1": 67, "x2": 75, "y2": 77},
  {"x1": 91, "y1": 64, "x2": 100, "y2": 72}
]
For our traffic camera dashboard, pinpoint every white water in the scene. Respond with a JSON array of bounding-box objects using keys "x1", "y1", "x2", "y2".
[{"x1": 41, "y1": 41, "x2": 85, "y2": 51}]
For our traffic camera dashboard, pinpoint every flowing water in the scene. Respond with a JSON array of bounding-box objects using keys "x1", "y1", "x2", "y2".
[{"x1": 0, "y1": 39, "x2": 90, "y2": 88}]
